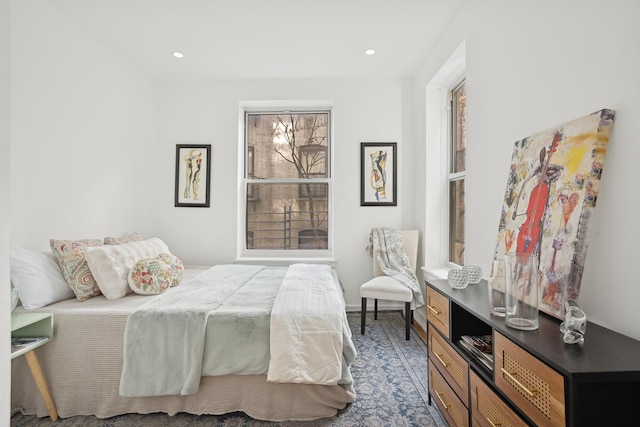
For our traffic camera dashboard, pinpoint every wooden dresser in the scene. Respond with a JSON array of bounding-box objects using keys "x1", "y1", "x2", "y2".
[{"x1": 425, "y1": 278, "x2": 640, "y2": 427}]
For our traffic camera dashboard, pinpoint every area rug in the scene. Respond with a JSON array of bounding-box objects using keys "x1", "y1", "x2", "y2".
[{"x1": 11, "y1": 311, "x2": 446, "y2": 426}]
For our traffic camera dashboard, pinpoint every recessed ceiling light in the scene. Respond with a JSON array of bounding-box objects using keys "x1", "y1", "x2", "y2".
[
  {"x1": 365, "y1": 49, "x2": 376, "y2": 56},
  {"x1": 173, "y1": 51, "x2": 184, "y2": 59}
]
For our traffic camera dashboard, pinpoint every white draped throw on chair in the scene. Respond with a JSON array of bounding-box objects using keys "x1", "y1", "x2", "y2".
[
  {"x1": 368, "y1": 228, "x2": 424, "y2": 307},
  {"x1": 361, "y1": 228, "x2": 424, "y2": 340}
]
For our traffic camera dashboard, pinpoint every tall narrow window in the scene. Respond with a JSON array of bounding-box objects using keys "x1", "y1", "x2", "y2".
[
  {"x1": 244, "y1": 110, "x2": 330, "y2": 252},
  {"x1": 449, "y1": 80, "x2": 466, "y2": 265}
]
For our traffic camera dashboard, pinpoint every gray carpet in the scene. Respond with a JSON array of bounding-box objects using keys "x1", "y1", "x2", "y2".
[{"x1": 11, "y1": 311, "x2": 446, "y2": 426}]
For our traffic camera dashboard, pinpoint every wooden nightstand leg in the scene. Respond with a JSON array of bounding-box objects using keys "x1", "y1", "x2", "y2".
[{"x1": 24, "y1": 350, "x2": 58, "y2": 422}]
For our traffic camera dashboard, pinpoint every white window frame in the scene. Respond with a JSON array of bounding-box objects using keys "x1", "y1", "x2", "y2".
[
  {"x1": 236, "y1": 100, "x2": 335, "y2": 265},
  {"x1": 448, "y1": 79, "x2": 466, "y2": 266},
  {"x1": 423, "y1": 41, "x2": 466, "y2": 277}
]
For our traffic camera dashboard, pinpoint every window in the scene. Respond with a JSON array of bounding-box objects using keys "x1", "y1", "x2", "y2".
[
  {"x1": 449, "y1": 80, "x2": 466, "y2": 265},
  {"x1": 243, "y1": 110, "x2": 331, "y2": 253}
]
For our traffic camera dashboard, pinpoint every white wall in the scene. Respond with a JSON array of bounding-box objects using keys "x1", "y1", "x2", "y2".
[
  {"x1": 154, "y1": 79, "x2": 418, "y2": 309},
  {"x1": 9, "y1": 2, "x2": 419, "y2": 317},
  {"x1": 10, "y1": 0, "x2": 156, "y2": 251},
  {"x1": 414, "y1": 0, "x2": 640, "y2": 340},
  {"x1": 8, "y1": 3, "x2": 156, "y2": 419},
  {"x1": 1, "y1": 0, "x2": 11, "y2": 423}
]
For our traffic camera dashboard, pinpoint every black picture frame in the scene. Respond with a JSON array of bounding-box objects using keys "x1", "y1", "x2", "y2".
[
  {"x1": 360, "y1": 142, "x2": 397, "y2": 206},
  {"x1": 175, "y1": 144, "x2": 211, "y2": 207}
]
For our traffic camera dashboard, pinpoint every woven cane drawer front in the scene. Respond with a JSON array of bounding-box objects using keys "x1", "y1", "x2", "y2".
[
  {"x1": 494, "y1": 332, "x2": 565, "y2": 427},
  {"x1": 430, "y1": 360, "x2": 469, "y2": 427},
  {"x1": 426, "y1": 286, "x2": 450, "y2": 339},
  {"x1": 429, "y1": 327, "x2": 469, "y2": 403},
  {"x1": 470, "y1": 370, "x2": 527, "y2": 427}
]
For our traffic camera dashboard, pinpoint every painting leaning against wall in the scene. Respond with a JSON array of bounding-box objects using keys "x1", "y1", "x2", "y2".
[{"x1": 491, "y1": 109, "x2": 615, "y2": 319}]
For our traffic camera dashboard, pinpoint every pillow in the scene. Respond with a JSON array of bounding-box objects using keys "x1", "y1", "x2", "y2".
[
  {"x1": 84, "y1": 237, "x2": 171, "y2": 300},
  {"x1": 127, "y1": 257, "x2": 173, "y2": 295},
  {"x1": 158, "y1": 252, "x2": 184, "y2": 286},
  {"x1": 50, "y1": 239, "x2": 103, "y2": 301},
  {"x1": 10, "y1": 247, "x2": 75, "y2": 309},
  {"x1": 104, "y1": 232, "x2": 144, "y2": 245}
]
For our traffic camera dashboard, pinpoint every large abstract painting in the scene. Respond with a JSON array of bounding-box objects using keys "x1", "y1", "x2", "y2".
[{"x1": 492, "y1": 109, "x2": 615, "y2": 319}]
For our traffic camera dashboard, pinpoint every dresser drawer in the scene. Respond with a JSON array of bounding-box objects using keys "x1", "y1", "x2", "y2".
[
  {"x1": 429, "y1": 327, "x2": 469, "y2": 402},
  {"x1": 429, "y1": 359, "x2": 469, "y2": 427},
  {"x1": 494, "y1": 332, "x2": 565, "y2": 427},
  {"x1": 470, "y1": 370, "x2": 527, "y2": 427},
  {"x1": 426, "y1": 286, "x2": 450, "y2": 338}
]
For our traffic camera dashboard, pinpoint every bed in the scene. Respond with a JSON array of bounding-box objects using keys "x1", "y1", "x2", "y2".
[{"x1": 10, "y1": 263, "x2": 356, "y2": 421}]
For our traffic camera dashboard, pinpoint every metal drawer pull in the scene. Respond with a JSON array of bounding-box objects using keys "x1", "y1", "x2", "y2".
[
  {"x1": 427, "y1": 304, "x2": 441, "y2": 315},
  {"x1": 501, "y1": 367, "x2": 537, "y2": 397},
  {"x1": 433, "y1": 352, "x2": 450, "y2": 368},
  {"x1": 486, "y1": 417, "x2": 502, "y2": 427},
  {"x1": 435, "y1": 390, "x2": 450, "y2": 410}
]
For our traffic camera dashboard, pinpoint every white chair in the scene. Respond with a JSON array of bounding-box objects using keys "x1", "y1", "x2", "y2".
[{"x1": 360, "y1": 230, "x2": 419, "y2": 340}]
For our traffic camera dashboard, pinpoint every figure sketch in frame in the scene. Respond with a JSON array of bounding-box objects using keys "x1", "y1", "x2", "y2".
[
  {"x1": 370, "y1": 150, "x2": 387, "y2": 201},
  {"x1": 183, "y1": 149, "x2": 203, "y2": 200}
]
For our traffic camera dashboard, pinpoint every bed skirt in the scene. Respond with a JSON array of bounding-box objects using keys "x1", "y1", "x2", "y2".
[{"x1": 10, "y1": 291, "x2": 354, "y2": 421}]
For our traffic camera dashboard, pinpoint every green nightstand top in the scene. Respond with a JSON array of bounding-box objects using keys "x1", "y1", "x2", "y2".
[{"x1": 11, "y1": 312, "x2": 54, "y2": 359}]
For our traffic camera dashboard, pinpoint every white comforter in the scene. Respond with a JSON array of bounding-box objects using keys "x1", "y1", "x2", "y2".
[
  {"x1": 119, "y1": 264, "x2": 354, "y2": 397},
  {"x1": 267, "y1": 264, "x2": 349, "y2": 385}
]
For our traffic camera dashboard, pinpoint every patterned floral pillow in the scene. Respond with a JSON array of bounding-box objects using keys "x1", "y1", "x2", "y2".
[
  {"x1": 128, "y1": 257, "x2": 173, "y2": 295},
  {"x1": 158, "y1": 253, "x2": 184, "y2": 286},
  {"x1": 49, "y1": 239, "x2": 103, "y2": 301},
  {"x1": 103, "y1": 232, "x2": 144, "y2": 245}
]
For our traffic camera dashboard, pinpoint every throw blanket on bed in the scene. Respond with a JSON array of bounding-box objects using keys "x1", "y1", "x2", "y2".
[
  {"x1": 369, "y1": 227, "x2": 425, "y2": 307},
  {"x1": 119, "y1": 264, "x2": 265, "y2": 397},
  {"x1": 267, "y1": 264, "x2": 347, "y2": 385},
  {"x1": 120, "y1": 263, "x2": 355, "y2": 397}
]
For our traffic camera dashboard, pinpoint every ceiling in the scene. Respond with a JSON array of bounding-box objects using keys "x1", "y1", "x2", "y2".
[{"x1": 45, "y1": 0, "x2": 466, "y2": 82}]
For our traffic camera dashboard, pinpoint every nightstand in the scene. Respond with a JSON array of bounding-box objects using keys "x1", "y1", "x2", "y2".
[{"x1": 11, "y1": 312, "x2": 58, "y2": 421}]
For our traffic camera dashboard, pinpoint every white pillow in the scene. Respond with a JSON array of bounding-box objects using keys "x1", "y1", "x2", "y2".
[
  {"x1": 84, "y1": 237, "x2": 171, "y2": 300},
  {"x1": 10, "y1": 247, "x2": 75, "y2": 309}
]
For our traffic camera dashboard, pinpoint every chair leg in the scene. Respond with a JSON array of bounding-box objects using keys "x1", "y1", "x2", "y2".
[
  {"x1": 361, "y1": 298, "x2": 366, "y2": 335},
  {"x1": 374, "y1": 299, "x2": 378, "y2": 320},
  {"x1": 405, "y1": 302, "x2": 411, "y2": 340}
]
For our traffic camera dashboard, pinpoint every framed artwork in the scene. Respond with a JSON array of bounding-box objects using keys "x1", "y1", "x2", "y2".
[
  {"x1": 491, "y1": 109, "x2": 615, "y2": 319},
  {"x1": 360, "y1": 142, "x2": 397, "y2": 206},
  {"x1": 175, "y1": 144, "x2": 211, "y2": 207}
]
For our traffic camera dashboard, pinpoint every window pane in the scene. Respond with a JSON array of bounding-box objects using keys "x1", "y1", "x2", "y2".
[
  {"x1": 449, "y1": 179, "x2": 465, "y2": 265},
  {"x1": 452, "y1": 82, "x2": 466, "y2": 174},
  {"x1": 246, "y1": 112, "x2": 329, "y2": 179},
  {"x1": 246, "y1": 183, "x2": 328, "y2": 250}
]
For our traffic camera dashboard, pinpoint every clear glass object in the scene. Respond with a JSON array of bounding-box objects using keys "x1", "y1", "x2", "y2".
[
  {"x1": 448, "y1": 269, "x2": 469, "y2": 289},
  {"x1": 463, "y1": 265, "x2": 482, "y2": 284},
  {"x1": 488, "y1": 259, "x2": 506, "y2": 317},
  {"x1": 559, "y1": 299, "x2": 586, "y2": 344},
  {"x1": 504, "y1": 252, "x2": 539, "y2": 330}
]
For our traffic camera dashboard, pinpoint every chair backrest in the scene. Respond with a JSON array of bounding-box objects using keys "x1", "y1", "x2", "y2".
[{"x1": 373, "y1": 229, "x2": 419, "y2": 277}]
